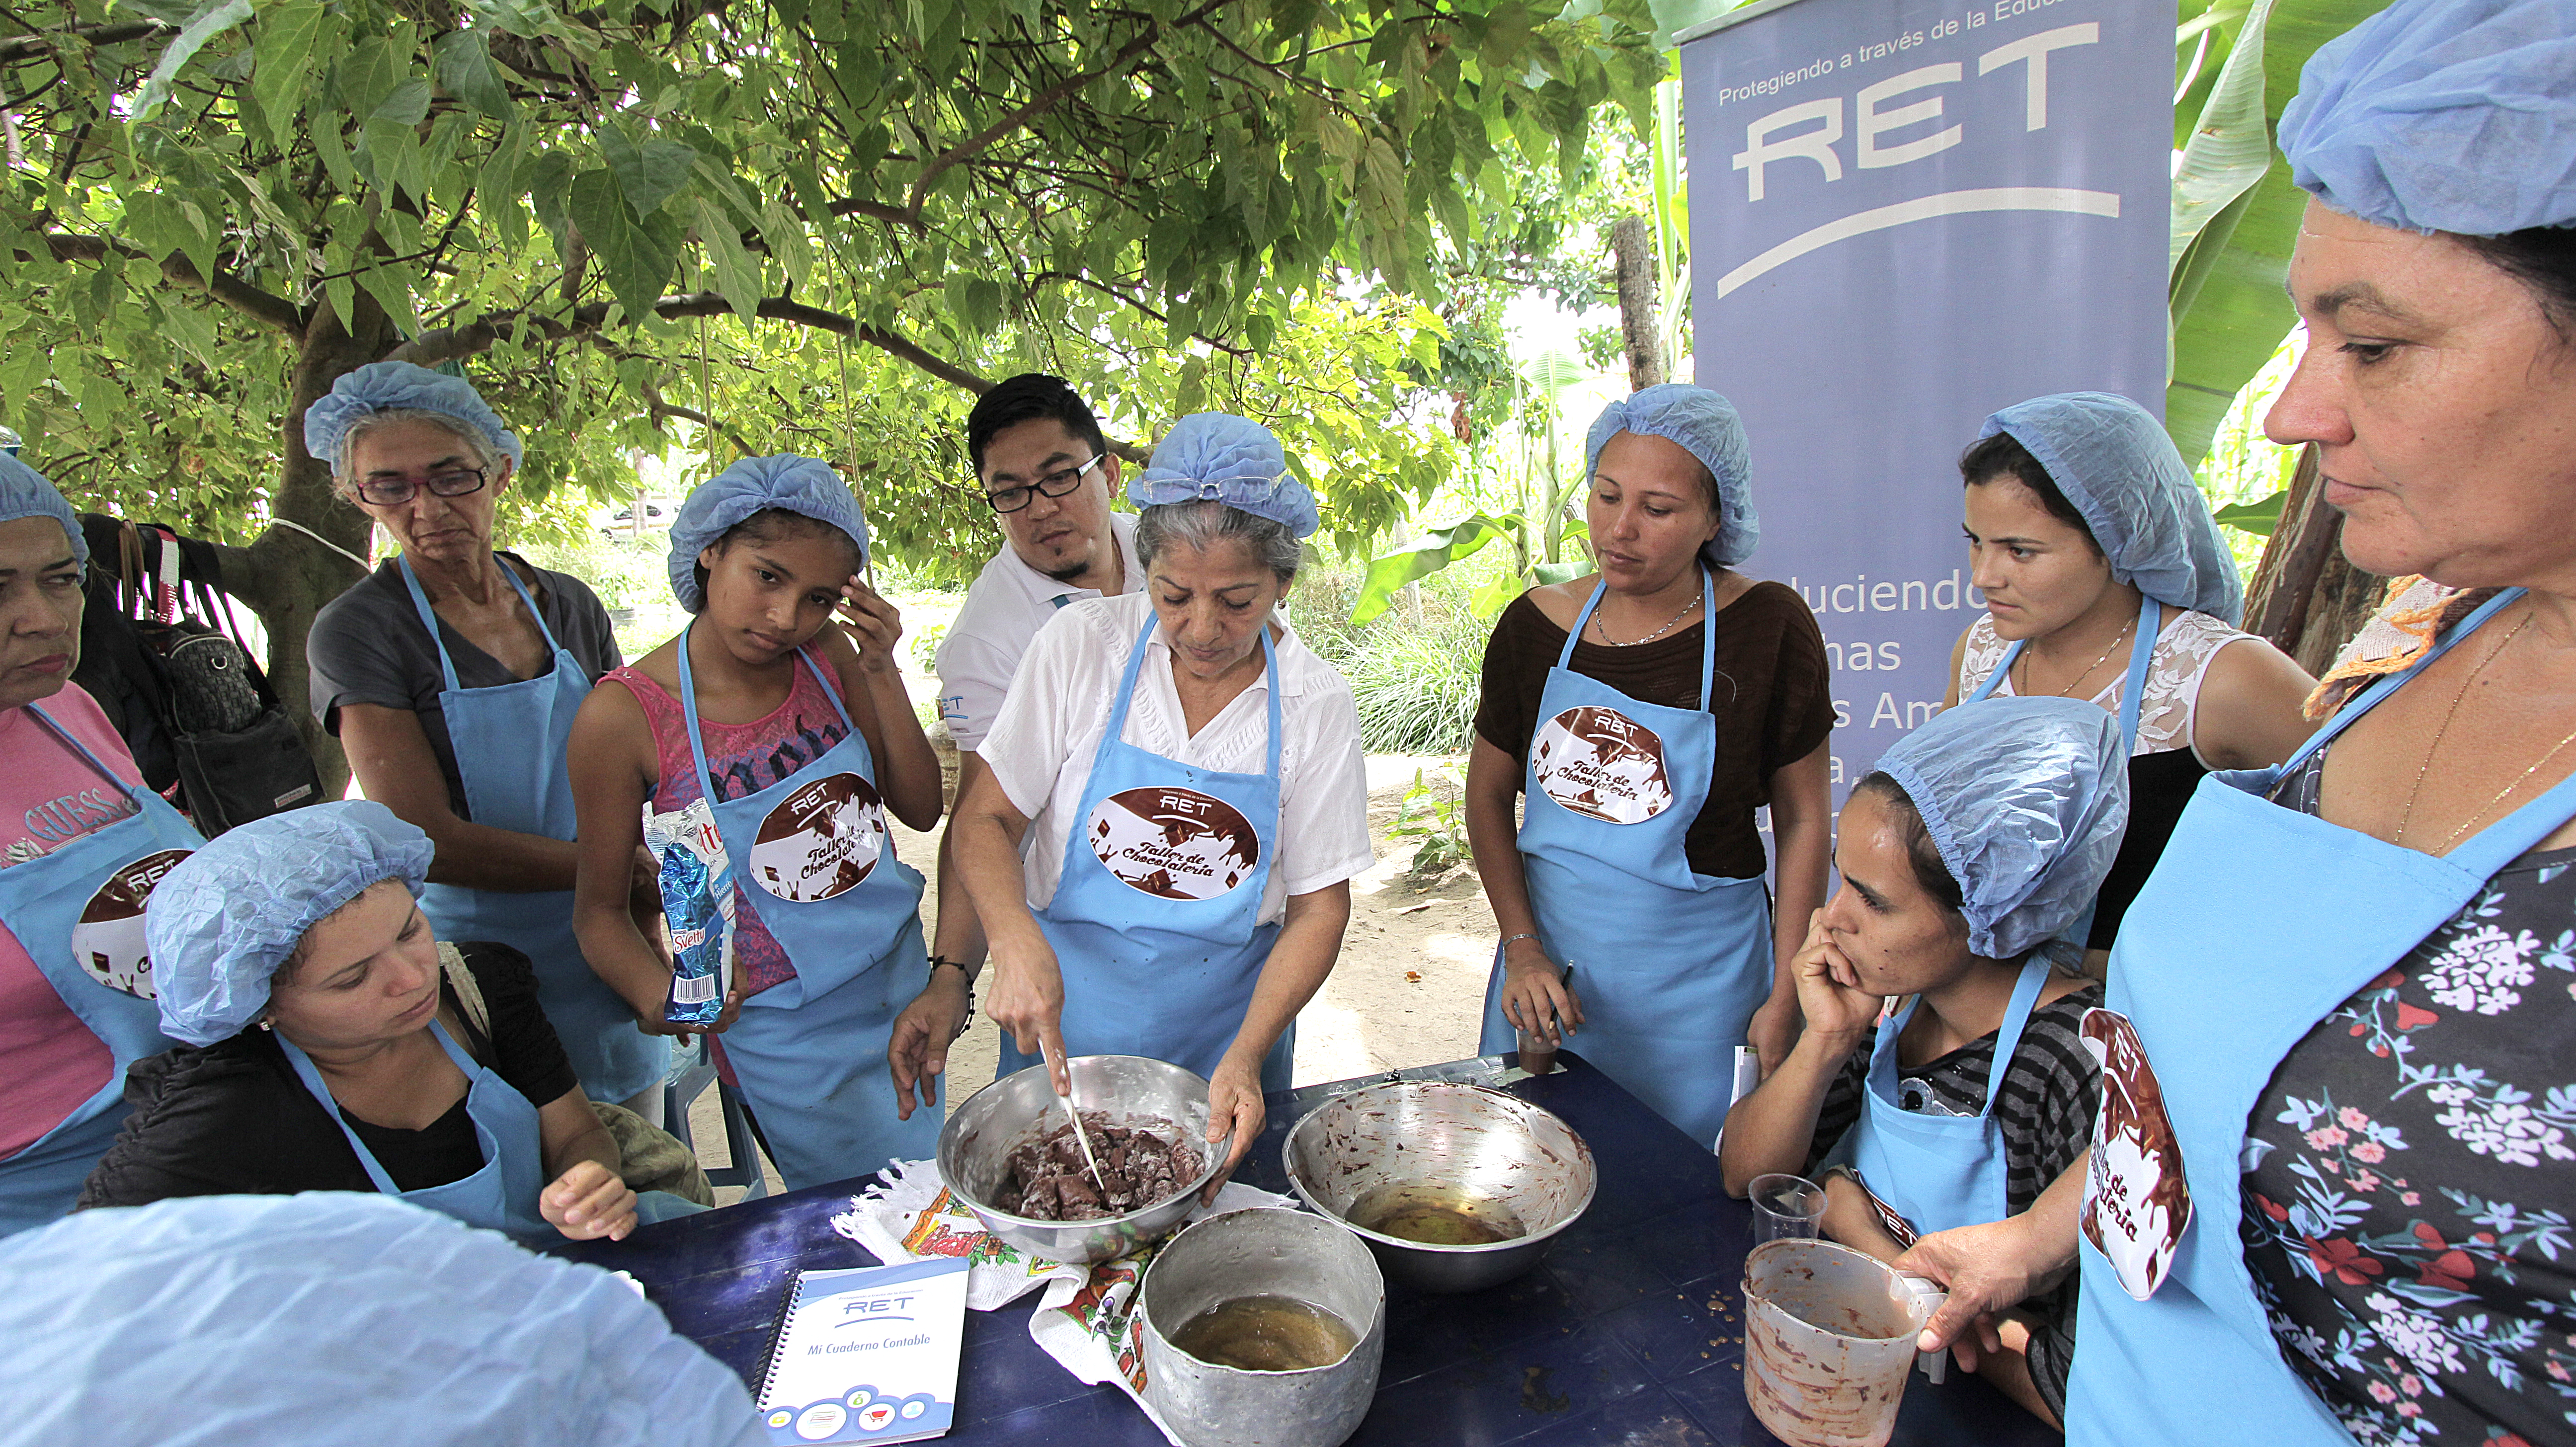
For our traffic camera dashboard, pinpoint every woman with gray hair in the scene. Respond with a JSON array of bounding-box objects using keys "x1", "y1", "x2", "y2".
[
  {"x1": 893, "y1": 413, "x2": 1371, "y2": 1190},
  {"x1": 302, "y1": 362, "x2": 668, "y2": 1121}
]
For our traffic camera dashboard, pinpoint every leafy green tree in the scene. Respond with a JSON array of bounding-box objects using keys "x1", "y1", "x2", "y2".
[{"x1": 1, "y1": 0, "x2": 1663, "y2": 785}]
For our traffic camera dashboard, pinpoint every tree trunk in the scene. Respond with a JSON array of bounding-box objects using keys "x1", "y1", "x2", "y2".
[
  {"x1": 2244, "y1": 444, "x2": 2388, "y2": 676},
  {"x1": 1610, "y1": 214, "x2": 1665, "y2": 393},
  {"x1": 219, "y1": 299, "x2": 400, "y2": 802}
]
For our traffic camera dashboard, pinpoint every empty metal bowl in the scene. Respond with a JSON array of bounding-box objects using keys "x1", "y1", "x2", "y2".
[
  {"x1": 937, "y1": 1054, "x2": 1227, "y2": 1265},
  {"x1": 1283, "y1": 1081, "x2": 1596, "y2": 1293}
]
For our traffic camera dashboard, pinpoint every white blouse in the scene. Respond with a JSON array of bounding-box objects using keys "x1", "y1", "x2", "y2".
[
  {"x1": 1955, "y1": 608, "x2": 2259, "y2": 764},
  {"x1": 979, "y1": 591, "x2": 1374, "y2": 924}
]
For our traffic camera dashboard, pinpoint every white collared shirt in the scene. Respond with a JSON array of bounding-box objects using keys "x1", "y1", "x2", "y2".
[
  {"x1": 980, "y1": 590, "x2": 1374, "y2": 924},
  {"x1": 934, "y1": 512, "x2": 1140, "y2": 751}
]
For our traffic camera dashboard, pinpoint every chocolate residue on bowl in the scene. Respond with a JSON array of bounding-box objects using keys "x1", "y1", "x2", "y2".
[{"x1": 1004, "y1": 1111, "x2": 1203, "y2": 1220}]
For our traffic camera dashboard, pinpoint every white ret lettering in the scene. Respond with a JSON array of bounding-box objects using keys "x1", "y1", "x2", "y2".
[{"x1": 1733, "y1": 23, "x2": 2098, "y2": 201}]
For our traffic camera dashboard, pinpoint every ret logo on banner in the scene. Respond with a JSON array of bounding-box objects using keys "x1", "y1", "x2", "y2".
[{"x1": 1680, "y1": 0, "x2": 2171, "y2": 799}]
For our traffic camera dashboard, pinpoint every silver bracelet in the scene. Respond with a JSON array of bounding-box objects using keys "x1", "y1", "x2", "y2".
[{"x1": 1499, "y1": 932, "x2": 1541, "y2": 949}]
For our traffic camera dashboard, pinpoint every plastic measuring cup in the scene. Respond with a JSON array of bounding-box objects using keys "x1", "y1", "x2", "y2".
[{"x1": 1741, "y1": 1238, "x2": 1946, "y2": 1447}]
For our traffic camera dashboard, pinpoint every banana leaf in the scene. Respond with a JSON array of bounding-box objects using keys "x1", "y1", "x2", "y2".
[
  {"x1": 2166, "y1": 0, "x2": 2397, "y2": 470},
  {"x1": 2212, "y1": 490, "x2": 2286, "y2": 536},
  {"x1": 1350, "y1": 513, "x2": 1518, "y2": 625}
]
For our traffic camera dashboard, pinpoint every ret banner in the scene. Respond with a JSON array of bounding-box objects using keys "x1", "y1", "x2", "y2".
[{"x1": 1678, "y1": 0, "x2": 2173, "y2": 798}]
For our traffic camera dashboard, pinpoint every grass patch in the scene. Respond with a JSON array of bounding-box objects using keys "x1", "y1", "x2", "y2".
[{"x1": 1291, "y1": 559, "x2": 1503, "y2": 755}]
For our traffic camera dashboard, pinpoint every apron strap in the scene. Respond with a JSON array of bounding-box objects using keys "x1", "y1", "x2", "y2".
[
  {"x1": 276, "y1": 1020, "x2": 486, "y2": 1197},
  {"x1": 675, "y1": 622, "x2": 864, "y2": 814},
  {"x1": 399, "y1": 554, "x2": 565, "y2": 694},
  {"x1": 22, "y1": 703, "x2": 152, "y2": 811},
  {"x1": 1876, "y1": 955, "x2": 2054, "y2": 1122},
  {"x1": 1559, "y1": 571, "x2": 1719, "y2": 712},
  {"x1": 1962, "y1": 592, "x2": 2163, "y2": 741},
  {"x1": 1102, "y1": 609, "x2": 1286, "y2": 782},
  {"x1": 1560, "y1": 583, "x2": 1608, "y2": 669},
  {"x1": 1696, "y1": 568, "x2": 1718, "y2": 713},
  {"x1": 1980, "y1": 956, "x2": 2054, "y2": 1110},
  {"x1": 2113, "y1": 594, "x2": 2158, "y2": 754}
]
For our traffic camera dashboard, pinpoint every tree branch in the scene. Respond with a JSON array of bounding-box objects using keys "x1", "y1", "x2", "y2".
[
  {"x1": 0, "y1": 19, "x2": 172, "y2": 62},
  {"x1": 824, "y1": 0, "x2": 1240, "y2": 229},
  {"x1": 644, "y1": 384, "x2": 757, "y2": 459},
  {"x1": 38, "y1": 232, "x2": 306, "y2": 334}
]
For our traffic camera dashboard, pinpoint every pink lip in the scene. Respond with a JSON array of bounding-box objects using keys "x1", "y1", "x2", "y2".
[
  {"x1": 2320, "y1": 477, "x2": 2373, "y2": 508},
  {"x1": 748, "y1": 632, "x2": 793, "y2": 653},
  {"x1": 397, "y1": 990, "x2": 438, "y2": 1024},
  {"x1": 14, "y1": 653, "x2": 71, "y2": 676}
]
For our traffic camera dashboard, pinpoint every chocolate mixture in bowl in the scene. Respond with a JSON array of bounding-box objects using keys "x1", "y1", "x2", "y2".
[{"x1": 1004, "y1": 1111, "x2": 1204, "y2": 1220}]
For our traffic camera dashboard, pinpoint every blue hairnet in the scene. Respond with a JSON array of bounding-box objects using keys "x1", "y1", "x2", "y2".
[
  {"x1": 1868, "y1": 696, "x2": 2130, "y2": 966},
  {"x1": 303, "y1": 361, "x2": 525, "y2": 474},
  {"x1": 1130, "y1": 412, "x2": 1320, "y2": 540},
  {"x1": 666, "y1": 455, "x2": 870, "y2": 612},
  {"x1": 0, "y1": 1194, "x2": 762, "y2": 1447},
  {"x1": 1584, "y1": 385, "x2": 1760, "y2": 568},
  {"x1": 1979, "y1": 393, "x2": 2246, "y2": 626},
  {"x1": 2278, "y1": 0, "x2": 2576, "y2": 237},
  {"x1": 0, "y1": 454, "x2": 87, "y2": 568},
  {"x1": 146, "y1": 801, "x2": 434, "y2": 1046}
]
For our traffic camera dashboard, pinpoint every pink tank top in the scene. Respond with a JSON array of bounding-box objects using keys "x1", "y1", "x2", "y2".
[{"x1": 604, "y1": 652, "x2": 854, "y2": 999}]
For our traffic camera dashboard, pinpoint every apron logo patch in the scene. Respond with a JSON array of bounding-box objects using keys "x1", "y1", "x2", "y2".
[
  {"x1": 2080, "y1": 1006, "x2": 2193, "y2": 1301},
  {"x1": 1088, "y1": 787, "x2": 1259, "y2": 900},
  {"x1": 1533, "y1": 706, "x2": 1674, "y2": 823},
  {"x1": 74, "y1": 847, "x2": 192, "y2": 999},
  {"x1": 749, "y1": 772, "x2": 884, "y2": 902}
]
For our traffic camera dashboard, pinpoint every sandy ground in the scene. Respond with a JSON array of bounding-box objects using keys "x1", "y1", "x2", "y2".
[{"x1": 686, "y1": 591, "x2": 1500, "y2": 1201}]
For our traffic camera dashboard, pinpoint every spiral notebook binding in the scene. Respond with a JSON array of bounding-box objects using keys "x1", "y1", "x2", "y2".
[{"x1": 753, "y1": 1270, "x2": 817, "y2": 1410}]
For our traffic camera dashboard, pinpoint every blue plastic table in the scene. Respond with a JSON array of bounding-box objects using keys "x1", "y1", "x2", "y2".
[{"x1": 554, "y1": 1053, "x2": 2062, "y2": 1446}]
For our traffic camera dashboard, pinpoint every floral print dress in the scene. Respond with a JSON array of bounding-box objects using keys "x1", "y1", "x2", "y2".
[{"x1": 2241, "y1": 751, "x2": 2576, "y2": 1447}]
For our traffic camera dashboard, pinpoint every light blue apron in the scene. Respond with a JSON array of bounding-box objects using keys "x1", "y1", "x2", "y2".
[
  {"x1": 1476, "y1": 571, "x2": 1770, "y2": 1146},
  {"x1": 676, "y1": 627, "x2": 939, "y2": 1190},
  {"x1": 1964, "y1": 592, "x2": 2159, "y2": 948},
  {"x1": 398, "y1": 558, "x2": 666, "y2": 1105},
  {"x1": 2069, "y1": 588, "x2": 2572, "y2": 1447},
  {"x1": 0, "y1": 708, "x2": 198, "y2": 1239},
  {"x1": 995, "y1": 612, "x2": 1293, "y2": 1093},
  {"x1": 279, "y1": 1019, "x2": 555, "y2": 1240},
  {"x1": 1841, "y1": 956, "x2": 2050, "y2": 1237}
]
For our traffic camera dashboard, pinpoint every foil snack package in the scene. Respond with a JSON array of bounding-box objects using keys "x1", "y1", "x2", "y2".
[{"x1": 644, "y1": 799, "x2": 734, "y2": 1025}]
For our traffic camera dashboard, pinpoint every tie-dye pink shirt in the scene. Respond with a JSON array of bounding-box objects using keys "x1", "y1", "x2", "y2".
[{"x1": 603, "y1": 654, "x2": 856, "y2": 1000}]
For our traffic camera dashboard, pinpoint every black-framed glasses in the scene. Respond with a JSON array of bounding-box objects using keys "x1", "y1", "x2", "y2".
[
  {"x1": 354, "y1": 466, "x2": 489, "y2": 508},
  {"x1": 981, "y1": 455, "x2": 1103, "y2": 514}
]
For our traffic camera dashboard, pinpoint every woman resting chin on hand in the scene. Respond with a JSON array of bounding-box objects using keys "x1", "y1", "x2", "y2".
[
  {"x1": 80, "y1": 802, "x2": 703, "y2": 1242},
  {"x1": 1718, "y1": 697, "x2": 2124, "y2": 1429}
]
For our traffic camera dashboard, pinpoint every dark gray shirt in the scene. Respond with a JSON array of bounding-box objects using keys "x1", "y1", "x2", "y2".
[{"x1": 306, "y1": 554, "x2": 620, "y2": 818}]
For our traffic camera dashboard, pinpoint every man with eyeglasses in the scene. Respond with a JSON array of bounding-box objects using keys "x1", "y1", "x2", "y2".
[{"x1": 903, "y1": 376, "x2": 1137, "y2": 1081}]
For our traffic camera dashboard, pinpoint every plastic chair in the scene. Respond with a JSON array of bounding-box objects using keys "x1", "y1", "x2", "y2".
[{"x1": 661, "y1": 1037, "x2": 771, "y2": 1200}]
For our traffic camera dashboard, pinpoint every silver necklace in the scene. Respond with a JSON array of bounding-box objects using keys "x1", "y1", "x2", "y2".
[{"x1": 1593, "y1": 587, "x2": 1703, "y2": 647}]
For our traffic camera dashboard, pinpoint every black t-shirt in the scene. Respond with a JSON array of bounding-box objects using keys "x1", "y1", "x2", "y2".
[
  {"x1": 1472, "y1": 580, "x2": 1834, "y2": 879},
  {"x1": 305, "y1": 555, "x2": 620, "y2": 817},
  {"x1": 77, "y1": 943, "x2": 580, "y2": 1206}
]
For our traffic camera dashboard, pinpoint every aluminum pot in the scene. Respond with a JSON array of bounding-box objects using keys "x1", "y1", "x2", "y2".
[
  {"x1": 937, "y1": 1055, "x2": 1227, "y2": 1265},
  {"x1": 1283, "y1": 1081, "x2": 1595, "y2": 1293},
  {"x1": 1139, "y1": 1207, "x2": 1385, "y2": 1447}
]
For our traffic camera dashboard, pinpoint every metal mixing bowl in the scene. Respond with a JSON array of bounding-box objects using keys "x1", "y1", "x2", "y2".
[
  {"x1": 937, "y1": 1054, "x2": 1228, "y2": 1265},
  {"x1": 1283, "y1": 1081, "x2": 1596, "y2": 1293}
]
